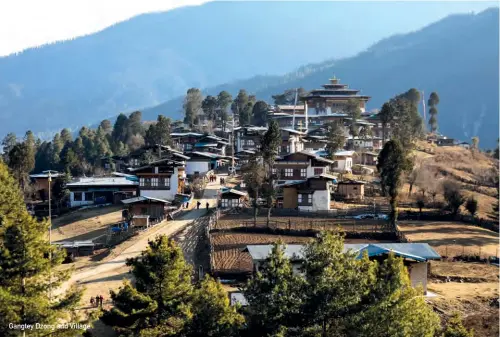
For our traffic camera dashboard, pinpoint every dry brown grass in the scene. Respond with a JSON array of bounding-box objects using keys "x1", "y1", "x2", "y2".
[
  {"x1": 51, "y1": 205, "x2": 123, "y2": 242},
  {"x1": 398, "y1": 221, "x2": 499, "y2": 258},
  {"x1": 430, "y1": 261, "x2": 499, "y2": 282},
  {"x1": 211, "y1": 232, "x2": 312, "y2": 273}
]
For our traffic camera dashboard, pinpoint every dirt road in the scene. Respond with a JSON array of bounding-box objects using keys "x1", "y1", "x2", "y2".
[{"x1": 56, "y1": 176, "x2": 223, "y2": 306}]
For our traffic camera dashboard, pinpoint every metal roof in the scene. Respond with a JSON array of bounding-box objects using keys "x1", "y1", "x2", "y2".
[
  {"x1": 221, "y1": 189, "x2": 248, "y2": 197},
  {"x1": 53, "y1": 240, "x2": 95, "y2": 248},
  {"x1": 30, "y1": 172, "x2": 64, "y2": 179},
  {"x1": 244, "y1": 243, "x2": 440, "y2": 262},
  {"x1": 66, "y1": 177, "x2": 138, "y2": 187},
  {"x1": 121, "y1": 196, "x2": 171, "y2": 204}
]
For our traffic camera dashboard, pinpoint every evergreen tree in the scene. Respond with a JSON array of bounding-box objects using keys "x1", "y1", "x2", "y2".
[
  {"x1": 202, "y1": 95, "x2": 218, "y2": 122},
  {"x1": 145, "y1": 115, "x2": 172, "y2": 147},
  {"x1": 390, "y1": 96, "x2": 424, "y2": 150},
  {"x1": 103, "y1": 236, "x2": 193, "y2": 336},
  {"x1": 345, "y1": 98, "x2": 362, "y2": 137},
  {"x1": 60, "y1": 128, "x2": 73, "y2": 144},
  {"x1": 442, "y1": 180, "x2": 465, "y2": 216},
  {"x1": 325, "y1": 121, "x2": 346, "y2": 160},
  {"x1": 99, "y1": 120, "x2": 113, "y2": 135},
  {"x1": 239, "y1": 101, "x2": 254, "y2": 126},
  {"x1": 465, "y1": 196, "x2": 478, "y2": 216},
  {"x1": 112, "y1": 113, "x2": 129, "y2": 143},
  {"x1": 51, "y1": 133, "x2": 64, "y2": 168},
  {"x1": 260, "y1": 120, "x2": 282, "y2": 225},
  {"x1": 471, "y1": 136, "x2": 479, "y2": 150},
  {"x1": 1, "y1": 132, "x2": 17, "y2": 164},
  {"x1": 242, "y1": 155, "x2": 266, "y2": 225},
  {"x1": 251, "y1": 101, "x2": 269, "y2": 126},
  {"x1": 428, "y1": 92, "x2": 440, "y2": 133},
  {"x1": 379, "y1": 102, "x2": 396, "y2": 144},
  {"x1": 377, "y1": 140, "x2": 408, "y2": 229},
  {"x1": 8, "y1": 142, "x2": 34, "y2": 189},
  {"x1": 0, "y1": 161, "x2": 85, "y2": 337},
  {"x1": 243, "y1": 242, "x2": 306, "y2": 336},
  {"x1": 442, "y1": 313, "x2": 474, "y2": 337},
  {"x1": 127, "y1": 111, "x2": 145, "y2": 138},
  {"x1": 184, "y1": 88, "x2": 203, "y2": 127},
  {"x1": 233, "y1": 90, "x2": 249, "y2": 123},
  {"x1": 216, "y1": 91, "x2": 232, "y2": 132},
  {"x1": 185, "y1": 276, "x2": 244, "y2": 337}
]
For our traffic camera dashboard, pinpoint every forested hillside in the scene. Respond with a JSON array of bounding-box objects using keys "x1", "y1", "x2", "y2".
[{"x1": 145, "y1": 8, "x2": 499, "y2": 147}]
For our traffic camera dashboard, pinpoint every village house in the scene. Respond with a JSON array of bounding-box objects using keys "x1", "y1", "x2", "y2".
[
  {"x1": 278, "y1": 174, "x2": 336, "y2": 211},
  {"x1": 458, "y1": 142, "x2": 470, "y2": 149},
  {"x1": 354, "y1": 151, "x2": 378, "y2": 166},
  {"x1": 170, "y1": 132, "x2": 204, "y2": 152},
  {"x1": 121, "y1": 195, "x2": 173, "y2": 221},
  {"x1": 234, "y1": 125, "x2": 268, "y2": 152},
  {"x1": 436, "y1": 137, "x2": 456, "y2": 147},
  {"x1": 335, "y1": 179, "x2": 365, "y2": 200},
  {"x1": 347, "y1": 136, "x2": 383, "y2": 151},
  {"x1": 331, "y1": 150, "x2": 355, "y2": 173},
  {"x1": 279, "y1": 128, "x2": 306, "y2": 155},
  {"x1": 274, "y1": 151, "x2": 335, "y2": 183},
  {"x1": 219, "y1": 189, "x2": 248, "y2": 208},
  {"x1": 29, "y1": 170, "x2": 64, "y2": 201},
  {"x1": 191, "y1": 134, "x2": 230, "y2": 155},
  {"x1": 244, "y1": 243, "x2": 441, "y2": 294},
  {"x1": 66, "y1": 176, "x2": 138, "y2": 208},
  {"x1": 128, "y1": 157, "x2": 187, "y2": 201},
  {"x1": 185, "y1": 151, "x2": 222, "y2": 176}
]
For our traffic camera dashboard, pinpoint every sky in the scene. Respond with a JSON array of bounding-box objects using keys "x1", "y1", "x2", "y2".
[{"x1": 0, "y1": 0, "x2": 497, "y2": 57}]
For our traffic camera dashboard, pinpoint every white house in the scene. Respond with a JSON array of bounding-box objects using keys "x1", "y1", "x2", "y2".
[
  {"x1": 66, "y1": 177, "x2": 138, "y2": 208},
  {"x1": 278, "y1": 174, "x2": 336, "y2": 211},
  {"x1": 185, "y1": 151, "x2": 220, "y2": 176},
  {"x1": 332, "y1": 150, "x2": 355, "y2": 173}
]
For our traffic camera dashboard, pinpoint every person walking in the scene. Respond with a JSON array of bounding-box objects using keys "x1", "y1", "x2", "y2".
[
  {"x1": 197, "y1": 201, "x2": 201, "y2": 209},
  {"x1": 99, "y1": 295, "x2": 104, "y2": 308},
  {"x1": 95, "y1": 295, "x2": 100, "y2": 307},
  {"x1": 90, "y1": 297, "x2": 95, "y2": 308},
  {"x1": 206, "y1": 202, "x2": 209, "y2": 210}
]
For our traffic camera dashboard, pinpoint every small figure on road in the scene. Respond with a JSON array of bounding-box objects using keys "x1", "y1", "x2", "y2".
[
  {"x1": 197, "y1": 201, "x2": 201, "y2": 209},
  {"x1": 99, "y1": 295, "x2": 104, "y2": 308},
  {"x1": 90, "y1": 297, "x2": 95, "y2": 307},
  {"x1": 206, "y1": 202, "x2": 209, "y2": 210},
  {"x1": 186, "y1": 201, "x2": 189, "y2": 209},
  {"x1": 95, "y1": 295, "x2": 100, "y2": 307}
]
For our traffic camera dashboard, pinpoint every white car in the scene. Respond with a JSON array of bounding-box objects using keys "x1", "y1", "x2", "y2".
[{"x1": 354, "y1": 214, "x2": 388, "y2": 220}]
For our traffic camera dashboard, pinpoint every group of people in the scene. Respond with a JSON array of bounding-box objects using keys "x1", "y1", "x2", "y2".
[
  {"x1": 196, "y1": 201, "x2": 210, "y2": 210},
  {"x1": 90, "y1": 295, "x2": 104, "y2": 308},
  {"x1": 209, "y1": 175, "x2": 217, "y2": 183},
  {"x1": 220, "y1": 177, "x2": 226, "y2": 185}
]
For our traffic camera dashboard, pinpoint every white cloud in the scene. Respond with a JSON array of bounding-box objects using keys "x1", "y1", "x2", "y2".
[{"x1": 0, "y1": 0, "x2": 209, "y2": 56}]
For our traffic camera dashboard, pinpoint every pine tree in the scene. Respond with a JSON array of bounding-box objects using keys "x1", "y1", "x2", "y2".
[
  {"x1": 251, "y1": 101, "x2": 269, "y2": 126},
  {"x1": 243, "y1": 242, "x2": 306, "y2": 336},
  {"x1": 202, "y1": 95, "x2": 218, "y2": 122},
  {"x1": 216, "y1": 91, "x2": 232, "y2": 132},
  {"x1": 379, "y1": 102, "x2": 396, "y2": 144},
  {"x1": 325, "y1": 121, "x2": 346, "y2": 159},
  {"x1": 51, "y1": 133, "x2": 64, "y2": 168},
  {"x1": 377, "y1": 140, "x2": 409, "y2": 229},
  {"x1": 102, "y1": 235, "x2": 193, "y2": 336},
  {"x1": 428, "y1": 92, "x2": 440, "y2": 133},
  {"x1": 60, "y1": 128, "x2": 73, "y2": 144},
  {"x1": 185, "y1": 276, "x2": 244, "y2": 337},
  {"x1": 0, "y1": 161, "x2": 85, "y2": 337},
  {"x1": 144, "y1": 115, "x2": 172, "y2": 147},
  {"x1": 184, "y1": 88, "x2": 203, "y2": 127},
  {"x1": 112, "y1": 113, "x2": 129, "y2": 144},
  {"x1": 260, "y1": 120, "x2": 282, "y2": 226},
  {"x1": 345, "y1": 98, "x2": 362, "y2": 137},
  {"x1": 1, "y1": 132, "x2": 17, "y2": 164}
]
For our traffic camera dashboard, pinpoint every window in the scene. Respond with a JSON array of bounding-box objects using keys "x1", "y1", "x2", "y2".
[
  {"x1": 74, "y1": 192, "x2": 82, "y2": 201},
  {"x1": 247, "y1": 139, "x2": 254, "y2": 146},
  {"x1": 300, "y1": 168, "x2": 307, "y2": 177},
  {"x1": 353, "y1": 186, "x2": 358, "y2": 190},
  {"x1": 151, "y1": 178, "x2": 159, "y2": 187},
  {"x1": 222, "y1": 199, "x2": 228, "y2": 208},
  {"x1": 272, "y1": 168, "x2": 277, "y2": 175},
  {"x1": 154, "y1": 167, "x2": 159, "y2": 174},
  {"x1": 139, "y1": 178, "x2": 145, "y2": 186},
  {"x1": 164, "y1": 177, "x2": 170, "y2": 188},
  {"x1": 144, "y1": 178, "x2": 151, "y2": 187},
  {"x1": 308, "y1": 194, "x2": 312, "y2": 204},
  {"x1": 286, "y1": 146, "x2": 290, "y2": 153},
  {"x1": 298, "y1": 194, "x2": 302, "y2": 203},
  {"x1": 84, "y1": 192, "x2": 93, "y2": 201},
  {"x1": 314, "y1": 168, "x2": 324, "y2": 175},
  {"x1": 285, "y1": 169, "x2": 293, "y2": 177}
]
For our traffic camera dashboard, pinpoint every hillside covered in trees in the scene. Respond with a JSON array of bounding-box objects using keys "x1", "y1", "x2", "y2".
[{"x1": 145, "y1": 8, "x2": 499, "y2": 148}]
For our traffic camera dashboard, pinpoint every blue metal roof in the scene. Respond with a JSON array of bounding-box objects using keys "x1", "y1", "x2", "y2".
[{"x1": 245, "y1": 243, "x2": 440, "y2": 262}]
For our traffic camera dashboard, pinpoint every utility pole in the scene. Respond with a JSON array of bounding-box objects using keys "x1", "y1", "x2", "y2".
[
  {"x1": 231, "y1": 116, "x2": 235, "y2": 176},
  {"x1": 292, "y1": 88, "x2": 298, "y2": 131}
]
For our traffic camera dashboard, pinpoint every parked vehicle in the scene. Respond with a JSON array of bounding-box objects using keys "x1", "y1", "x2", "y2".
[
  {"x1": 111, "y1": 221, "x2": 129, "y2": 233},
  {"x1": 353, "y1": 213, "x2": 388, "y2": 220}
]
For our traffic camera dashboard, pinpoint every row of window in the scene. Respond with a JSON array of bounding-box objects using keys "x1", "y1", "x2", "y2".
[
  {"x1": 73, "y1": 192, "x2": 93, "y2": 201},
  {"x1": 241, "y1": 139, "x2": 255, "y2": 146},
  {"x1": 298, "y1": 194, "x2": 313, "y2": 205},
  {"x1": 139, "y1": 177, "x2": 171, "y2": 188},
  {"x1": 221, "y1": 199, "x2": 241, "y2": 208},
  {"x1": 272, "y1": 167, "x2": 325, "y2": 178}
]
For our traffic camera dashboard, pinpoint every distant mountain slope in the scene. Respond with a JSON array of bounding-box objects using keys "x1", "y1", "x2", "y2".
[
  {"x1": 144, "y1": 8, "x2": 499, "y2": 148},
  {"x1": 0, "y1": 1, "x2": 495, "y2": 139}
]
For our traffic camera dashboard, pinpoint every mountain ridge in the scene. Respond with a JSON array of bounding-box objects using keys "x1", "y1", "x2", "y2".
[{"x1": 142, "y1": 7, "x2": 499, "y2": 147}]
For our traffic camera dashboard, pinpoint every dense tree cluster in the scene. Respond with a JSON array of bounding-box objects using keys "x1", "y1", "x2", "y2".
[
  {"x1": 103, "y1": 232, "x2": 444, "y2": 337},
  {"x1": 1, "y1": 111, "x2": 173, "y2": 181}
]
